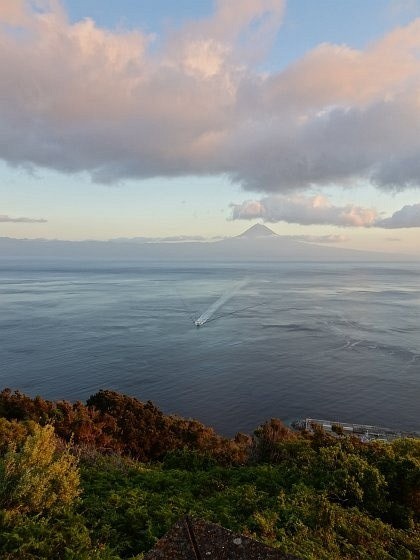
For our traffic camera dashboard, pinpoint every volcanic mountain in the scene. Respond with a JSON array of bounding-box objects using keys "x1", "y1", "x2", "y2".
[
  {"x1": 236, "y1": 223, "x2": 277, "y2": 238},
  {"x1": 0, "y1": 224, "x2": 412, "y2": 261}
]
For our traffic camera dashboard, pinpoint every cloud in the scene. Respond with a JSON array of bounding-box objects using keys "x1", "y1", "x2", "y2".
[
  {"x1": 230, "y1": 194, "x2": 379, "y2": 227},
  {"x1": 0, "y1": 1, "x2": 420, "y2": 193},
  {"x1": 375, "y1": 203, "x2": 420, "y2": 228},
  {"x1": 230, "y1": 195, "x2": 420, "y2": 229},
  {"x1": 110, "y1": 235, "x2": 208, "y2": 243},
  {"x1": 289, "y1": 234, "x2": 349, "y2": 243},
  {"x1": 0, "y1": 214, "x2": 47, "y2": 223}
]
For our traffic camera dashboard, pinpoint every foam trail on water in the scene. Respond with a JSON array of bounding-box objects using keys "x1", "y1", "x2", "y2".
[{"x1": 195, "y1": 280, "x2": 247, "y2": 326}]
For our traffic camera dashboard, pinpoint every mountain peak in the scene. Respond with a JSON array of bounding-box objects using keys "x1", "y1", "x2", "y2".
[{"x1": 237, "y1": 223, "x2": 277, "y2": 238}]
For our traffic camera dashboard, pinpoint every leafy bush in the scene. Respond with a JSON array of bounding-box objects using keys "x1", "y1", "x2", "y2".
[
  {"x1": 79, "y1": 460, "x2": 420, "y2": 560},
  {"x1": 0, "y1": 424, "x2": 80, "y2": 515},
  {"x1": 0, "y1": 418, "x2": 35, "y2": 455},
  {"x1": 0, "y1": 509, "x2": 118, "y2": 560},
  {"x1": 0, "y1": 389, "x2": 249, "y2": 464},
  {"x1": 162, "y1": 449, "x2": 217, "y2": 471}
]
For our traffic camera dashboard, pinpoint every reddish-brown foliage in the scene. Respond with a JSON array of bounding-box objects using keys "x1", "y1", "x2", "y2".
[{"x1": 0, "y1": 389, "x2": 249, "y2": 464}]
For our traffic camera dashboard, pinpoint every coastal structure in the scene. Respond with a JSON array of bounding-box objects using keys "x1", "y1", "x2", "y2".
[{"x1": 294, "y1": 418, "x2": 419, "y2": 442}]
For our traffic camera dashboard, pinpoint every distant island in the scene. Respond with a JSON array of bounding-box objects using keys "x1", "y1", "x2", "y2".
[
  {"x1": 0, "y1": 224, "x2": 416, "y2": 262},
  {"x1": 0, "y1": 388, "x2": 418, "y2": 559}
]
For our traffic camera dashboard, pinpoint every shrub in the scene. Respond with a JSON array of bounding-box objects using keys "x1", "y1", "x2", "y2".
[
  {"x1": 162, "y1": 449, "x2": 217, "y2": 471},
  {"x1": 0, "y1": 424, "x2": 80, "y2": 515},
  {"x1": 252, "y1": 419, "x2": 298, "y2": 463}
]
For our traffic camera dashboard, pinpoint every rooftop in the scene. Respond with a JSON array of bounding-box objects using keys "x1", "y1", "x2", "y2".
[{"x1": 144, "y1": 516, "x2": 301, "y2": 560}]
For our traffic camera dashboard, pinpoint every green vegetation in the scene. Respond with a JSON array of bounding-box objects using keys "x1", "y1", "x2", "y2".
[{"x1": 0, "y1": 389, "x2": 419, "y2": 559}]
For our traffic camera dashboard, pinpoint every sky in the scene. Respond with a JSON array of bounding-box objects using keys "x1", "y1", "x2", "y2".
[{"x1": 1, "y1": 0, "x2": 420, "y2": 254}]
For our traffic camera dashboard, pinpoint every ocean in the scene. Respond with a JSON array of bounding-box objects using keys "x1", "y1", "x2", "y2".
[{"x1": 0, "y1": 259, "x2": 419, "y2": 436}]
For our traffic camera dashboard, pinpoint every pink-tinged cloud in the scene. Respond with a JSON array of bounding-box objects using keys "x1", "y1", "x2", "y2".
[
  {"x1": 230, "y1": 195, "x2": 420, "y2": 229},
  {"x1": 0, "y1": 214, "x2": 47, "y2": 223},
  {"x1": 230, "y1": 195, "x2": 379, "y2": 227},
  {"x1": 0, "y1": 1, "x2": 420, "y2": 192}
]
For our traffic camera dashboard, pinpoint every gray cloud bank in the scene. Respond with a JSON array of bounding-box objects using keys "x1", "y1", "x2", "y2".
[
  {"x1": 231, "y1": 196, "x2": 420, "y2": 228},
  {"x1": 0, "y1": 1, "x2": 420, "y2": 194},
  {"x1": 376, "y1": 203, "x2": 420, "y2": 228},
  {"x1": 0, "y1": 214, "x2": 47, "y2": 223},
  {"x1": 109, "y1": 235, "x2": 223, "y2": 243},
  {"x1": 288, "y1": 234, "x2": 349, "y2": 243}
]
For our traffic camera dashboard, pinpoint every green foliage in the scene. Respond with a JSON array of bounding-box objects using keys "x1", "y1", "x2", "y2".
[
  {"x1": 79, "y1": 460, "x2": 420, "y2": 560},
  {"x1": 0, "y1": 509, "x2": 118, "y2": 560},
  {"x1": 0, "y1": 424, "x2": 80, "y2": 515},
  {"x1": 162, "y1": 449, "x2": 217, "y2": 471},
  {"x1": 312, "y1": 445, "x2": 388, "y2": 513},
  {"x1": 0, "y1": 389, "x2": 418, "y2": 559}
]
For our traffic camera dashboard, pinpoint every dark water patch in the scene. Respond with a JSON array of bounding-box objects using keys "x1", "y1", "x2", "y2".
[{"x1": 262, "y1": 323, "x2": 318, "y2": 332}]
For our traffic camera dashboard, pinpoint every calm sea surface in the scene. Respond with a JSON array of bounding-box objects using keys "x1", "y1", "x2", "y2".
[{"x1": 0, "y1": 259, "x2": 419, "y2": 435}]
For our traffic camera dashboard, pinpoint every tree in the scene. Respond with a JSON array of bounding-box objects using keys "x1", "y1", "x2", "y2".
[{"x1": 252, "y1": 419, "x2": 297, "y2": 463}]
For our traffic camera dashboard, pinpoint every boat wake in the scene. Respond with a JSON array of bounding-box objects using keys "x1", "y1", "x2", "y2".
[{"x1": 194, "y1": 280, "x2": 247, "y2": 327}]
